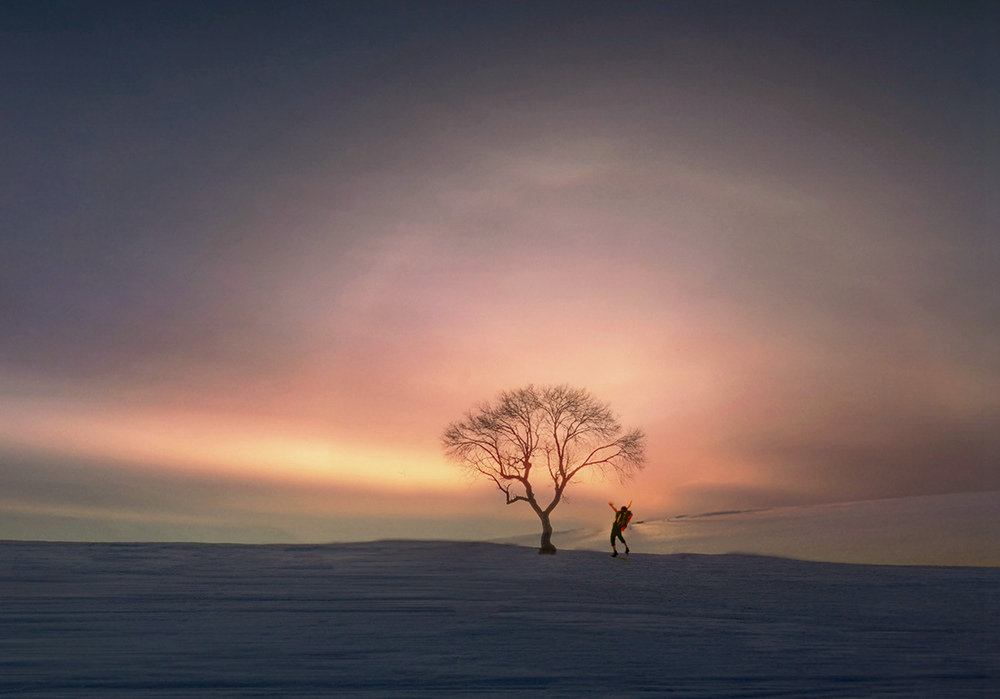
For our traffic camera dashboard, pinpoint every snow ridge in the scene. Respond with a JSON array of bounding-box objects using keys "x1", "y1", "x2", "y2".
[{"x1": 501, "y1": 491, "x2": 1000, "y2": 566}]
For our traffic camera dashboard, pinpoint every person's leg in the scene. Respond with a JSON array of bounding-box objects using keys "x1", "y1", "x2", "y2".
[
  {"x1": 614, "y1": 528, "x2": 629, "y2": 554},
  {"x1": 611, "y1": 528, "x2": 625, "y2": 556}
]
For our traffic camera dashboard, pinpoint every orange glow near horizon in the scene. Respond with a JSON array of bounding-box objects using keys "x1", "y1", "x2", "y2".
[{"x1": 0, "y1": 399, "x2": 460, "y2": 490}]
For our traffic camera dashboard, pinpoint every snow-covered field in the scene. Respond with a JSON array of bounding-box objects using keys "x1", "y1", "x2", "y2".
[{"x1": 2, "y1": 540, "x2": 997, "y2": 697}]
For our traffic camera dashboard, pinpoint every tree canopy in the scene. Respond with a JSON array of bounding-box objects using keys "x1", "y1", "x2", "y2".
[{"x1": 443, "y1": 384, "x2": 645, "y2": 553}]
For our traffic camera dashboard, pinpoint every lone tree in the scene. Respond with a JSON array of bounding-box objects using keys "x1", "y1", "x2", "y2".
[{"x1": 443, "y1": 384, "x2": 645, "y2": 554}]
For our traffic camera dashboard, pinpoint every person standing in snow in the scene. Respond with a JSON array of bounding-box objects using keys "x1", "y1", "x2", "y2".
[{"x1": 608, "y1": 501, "x2": 632, "y2": 557}]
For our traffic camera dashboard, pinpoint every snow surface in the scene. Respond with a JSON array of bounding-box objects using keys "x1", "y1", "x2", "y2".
[
  {"x1": 501, "y1": 492, "x2": 1000, "y2": 567},
  {"x1": 1, "y1": 540, "x2": 998, "y2": 697}
]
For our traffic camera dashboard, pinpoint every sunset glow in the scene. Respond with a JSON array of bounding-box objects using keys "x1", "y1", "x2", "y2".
[{"x1": 2, "y1": 2, "x2": 995, "y2": 547}]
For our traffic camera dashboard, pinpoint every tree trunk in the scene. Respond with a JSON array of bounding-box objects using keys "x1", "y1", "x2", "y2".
[{"x1": 538, "y1": 512, "x2": 557, "y2": 555}]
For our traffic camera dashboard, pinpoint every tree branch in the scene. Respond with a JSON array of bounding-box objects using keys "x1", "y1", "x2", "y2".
[{"x1": 443, "y1": 384, "x2": 646, "y2": 546}]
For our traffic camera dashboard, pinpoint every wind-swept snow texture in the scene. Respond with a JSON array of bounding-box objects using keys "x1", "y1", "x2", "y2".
[
  {"x1": 504, "y1": 492, "x2": 1000, "y2": 567},
  {"x1": 1, "y1": 541, "x2": 998, "y2": 697}
]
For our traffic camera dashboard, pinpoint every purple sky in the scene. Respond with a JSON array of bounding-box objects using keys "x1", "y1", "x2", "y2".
[{"x1": 1, "y1": 1, "x2": 997, "y2": 543}]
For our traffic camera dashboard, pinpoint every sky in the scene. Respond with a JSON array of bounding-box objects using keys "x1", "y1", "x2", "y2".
[{"x1": 2, "y1": 1, "x2": 997, "y2": 543}]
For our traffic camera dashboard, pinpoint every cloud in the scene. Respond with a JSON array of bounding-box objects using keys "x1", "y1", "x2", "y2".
[{"x1": 1, "y1": 2, "x2": 995, "y2": 539}]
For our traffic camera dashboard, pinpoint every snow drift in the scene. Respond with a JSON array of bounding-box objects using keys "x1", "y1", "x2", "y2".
[{"x1": 502, "y1": 491, "x2": 1000, "y2": 566}]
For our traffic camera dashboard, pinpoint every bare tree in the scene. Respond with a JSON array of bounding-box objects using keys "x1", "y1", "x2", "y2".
[{"x1": 443, "y1": 384, "x2": 645, "y2": 554}]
